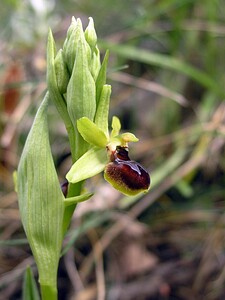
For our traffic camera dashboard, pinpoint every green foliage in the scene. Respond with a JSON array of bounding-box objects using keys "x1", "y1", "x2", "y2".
[
  {"x1": 17, "y1": 95, "x2": 64, "y2": 299},
  {"x1": 22, "y1": 267, "x2": 40, "y2": 300}
]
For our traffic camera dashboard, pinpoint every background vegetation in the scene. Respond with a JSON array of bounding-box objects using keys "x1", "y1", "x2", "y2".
[{"x1": 0, "y1": 0, "x2": 225, "y2": 299}]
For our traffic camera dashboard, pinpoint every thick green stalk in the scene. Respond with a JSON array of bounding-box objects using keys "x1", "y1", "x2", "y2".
[
  {"x1": 62, "y1": 181, "x2": 82, "y2": 236},
  {"x1": 40, "y1": 284, "x2": 57, "y2": 300}
]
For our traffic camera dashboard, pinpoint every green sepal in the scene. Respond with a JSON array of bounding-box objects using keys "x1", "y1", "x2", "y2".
[
  {"x1": 64, "y1": 192, "x2": 93, "y2": 207},
  {"x1": 66, "y1": 147, "x2": 107, "y2": 184},
  {"x1": 94, "y1": 84, "x2": 111, "y2": 136},
  {"x1": 22, "y1": 266, "x2": 40, "y2": 300},
  {"x1": 96, "y1": 50, "x2": 109, "y2": 105},
  {"x1": 77, "y1": 117, "x2": 108, "y2": 148},
  {"x1": 17, "y1": 94, "x2": 64, "y2": 288}
]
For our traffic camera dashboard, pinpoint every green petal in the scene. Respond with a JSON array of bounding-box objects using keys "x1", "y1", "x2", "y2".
[
  {"x1": 94, "y1": 84, "x2": 111, "y2": 136},
  {"x1": 77, "y1": 117, "x2": 108, "y2": 147},
  {"x1": 111, "y1": 116, "x2": 121, "y2": 137},
  {"x1": 121, "y1": 132, "x2": 139, "y2": 143},
  {"x1": 66, "y1": 147, "x2": 107, "y2": 183}
]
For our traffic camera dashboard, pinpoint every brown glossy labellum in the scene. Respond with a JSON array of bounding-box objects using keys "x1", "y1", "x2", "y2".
[{"x1": 104, "y1": 146, "x2": 150, "y2": 196}]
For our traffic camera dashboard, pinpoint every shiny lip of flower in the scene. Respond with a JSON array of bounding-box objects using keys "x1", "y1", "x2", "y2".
[
  {"x1": 66, "y1": 116, "x2": 151, "y2": 196},
  {"x1": 104, "y1": 145, "x2": 151, "y2": 196}
]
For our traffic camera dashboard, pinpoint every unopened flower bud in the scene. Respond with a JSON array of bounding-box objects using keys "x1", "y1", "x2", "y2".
[
  {"x1": 85, "y1": 17, "x2": 97, "y2": 49},
  {"x1": 63, "y1": 18, "x2": 83, "y2": 74},
  {"x1": 54, "y1": 49, "x2": 69, "y2": 94}
]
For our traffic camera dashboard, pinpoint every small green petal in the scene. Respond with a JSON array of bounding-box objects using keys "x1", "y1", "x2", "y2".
[
  {"x1": 94, "y1": 84, "x2": 111, "y2": 136},
  {"x1": 66, "y1": 147, "x2": 107, "y2": 183},
  {"x1": 111, "y1": 116, "x2": 121, "y2": 137},
  {"x1": 121, "y1": 132, "x2": 139, "y2": 143},
  {"x1": 77, "y1": 117, "x2": 108, "y2": 147}
]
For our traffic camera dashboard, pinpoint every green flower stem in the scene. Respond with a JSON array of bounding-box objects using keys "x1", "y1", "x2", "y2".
[
  {"x1": 62, "y1": 181, "x2": 83, "y2": 235},
  {"x1": 40, "y1": 284, "x2": 57, "y2": 300},
  {"x1": 67, "y1": 127, "x2": 77, "y2": 162}
]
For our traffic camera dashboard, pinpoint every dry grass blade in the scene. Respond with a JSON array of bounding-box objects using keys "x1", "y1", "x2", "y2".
[{"x1": 110, "y1": 71, "x2": 189, "y2": 106}]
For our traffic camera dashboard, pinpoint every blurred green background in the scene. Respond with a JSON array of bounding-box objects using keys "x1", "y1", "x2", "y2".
[{"x1": 0, "y1": 0, "x2": 225, "y2": 299}]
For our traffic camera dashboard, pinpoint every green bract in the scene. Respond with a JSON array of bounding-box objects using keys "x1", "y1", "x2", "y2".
[
  {"x1": 17, "y1": 96, "x2": 64, "y2": 298},
  {"x1": 16, "y1": 95, "x2": 93, "y2": 299}
]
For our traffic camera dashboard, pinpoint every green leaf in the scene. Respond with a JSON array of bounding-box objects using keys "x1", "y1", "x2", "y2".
[
  {"x1": 66, "y1": 147, "x2": 107, "y2": 184},
  {"x1": 94, "y1": 84, "x2": 111, "y2": 136},
  {"x1": 22, "y1": 266, "x2": 40, "y2": 300},
  {"x1": 64, "y1": 192, "x2": 93, "y2": 206},
  {"x1": 17, "y1": 94, "x2": 64, "y2": 291},
  {"x1": 111, "y1": 116, "x2": 121, "y2": 137},
  {"x1": 77, "y1": 117, "x2": 108, "y2": 147}
]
